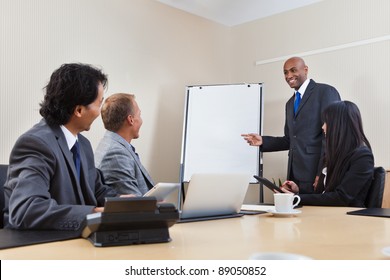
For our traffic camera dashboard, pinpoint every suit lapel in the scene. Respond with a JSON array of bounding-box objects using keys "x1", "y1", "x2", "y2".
[
  {"x1": 288, "y1": 94, "x2": 295, "y2": 119},
  {"x1": 128, "y1": 144, "x2": 155, "y2": 188},
  {"x1": 54, "y1": 127, "x2": 86, "y2": 204},
  {"x1": 77, "y1": 136, "x2": 97, "y2": 205},
  {"x1": 295, "y1": 79, "x2": 315, "y2": 117},
  {"x1": 109, "y1": 131, "x2": 154, "y2": 188},
  {"x1": 115, "y1": 134, "x2": 154, "y2": 188}
]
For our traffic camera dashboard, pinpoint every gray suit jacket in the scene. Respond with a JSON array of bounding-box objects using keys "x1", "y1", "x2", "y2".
[
  {"x1": 94, "y1": 131, "x2": 154, "y2": 196},
  {"x1": 3, "y1": 119, "x2": 117, "y2": 230},
  {"x1": 261, "y1": 79, "x2": 341, "y2": 193}
]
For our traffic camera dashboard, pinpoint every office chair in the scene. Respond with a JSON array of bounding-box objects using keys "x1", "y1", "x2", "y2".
[
  {"x1": 0, "y1": 164, "x2": 9, "y2": 228},
  {"x1": 365, "y1": 166, "x2": 385, "y2": 208}
]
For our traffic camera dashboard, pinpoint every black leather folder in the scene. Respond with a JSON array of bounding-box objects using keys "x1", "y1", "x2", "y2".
[
  {"x1": 347, "y1": 208, "x2": 390, "y2": 218},
  {"x1": 0, "y1": 228, "x2": 80, "y2": 250}
]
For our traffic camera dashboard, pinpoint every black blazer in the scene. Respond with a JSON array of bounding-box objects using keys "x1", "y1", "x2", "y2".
[
  {"x1": 299, "y1": 146, "x2": 374, "y2": 207},
  {"x1": 261, "y1": 79, "x2": 341, "y2": 193}
]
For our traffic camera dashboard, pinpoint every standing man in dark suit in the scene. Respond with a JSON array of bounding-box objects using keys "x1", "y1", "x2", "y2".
[
  {"x1": 242, "y1": 57, "x2": 341, "y2": 193},
  {"x1": 4, "y1": 63, "x2": 119, "y2": 230}
]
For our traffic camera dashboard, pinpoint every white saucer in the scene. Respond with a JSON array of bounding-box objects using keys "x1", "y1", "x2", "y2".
[
  {"x1": 250, "y1": 252, "x2": 312, "y2": 260},
  {"x1": 267, "y1": 209, "x2": 301, "y2": 216}
]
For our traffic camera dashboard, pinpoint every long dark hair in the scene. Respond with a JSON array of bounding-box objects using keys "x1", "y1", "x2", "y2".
[
  {"x1": 40, "y1": 63, "x2": 107, "y2": 126},
  {"x1": 322, "y1": 101, "x2": 371, "y2": 191}
]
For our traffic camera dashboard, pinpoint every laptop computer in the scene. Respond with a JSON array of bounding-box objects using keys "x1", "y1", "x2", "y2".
[{"x1": 179, "y1": 173, "x2": 251, "y2": 222}]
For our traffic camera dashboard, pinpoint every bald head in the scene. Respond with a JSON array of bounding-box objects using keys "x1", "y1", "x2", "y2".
[{"x1": 284, "y1": 57, "x2": 305, "y2": 67}]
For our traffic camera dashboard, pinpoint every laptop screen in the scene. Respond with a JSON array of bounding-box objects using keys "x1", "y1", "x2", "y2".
[{"x1": 180, "y1": 173, "x2": 251, "y2": 220}]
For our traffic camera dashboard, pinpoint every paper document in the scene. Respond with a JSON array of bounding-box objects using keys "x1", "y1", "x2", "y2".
[{"x1": 241, "y1": 204, "x2": 275, "y2": 212}]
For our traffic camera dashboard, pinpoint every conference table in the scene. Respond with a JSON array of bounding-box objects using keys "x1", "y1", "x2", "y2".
[{"x1": 1, "y1": 206, "x2": 390, "y2": 260}]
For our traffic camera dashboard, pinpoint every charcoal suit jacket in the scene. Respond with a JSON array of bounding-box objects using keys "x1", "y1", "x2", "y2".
[
  {"x1": 261, "y1": 79, "x2": 341, "y2": 193},
  {"x1": 4, "y1": 119, "x2": 117, "y2": 230}
]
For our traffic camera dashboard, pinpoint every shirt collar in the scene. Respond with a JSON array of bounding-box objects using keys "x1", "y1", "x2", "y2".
[
  {"x1": 60, "y1": 125, "x2": 78, "y2": 150},
  {"x1": 296, "y1": 78, "x2": 310, "y2": 97}
]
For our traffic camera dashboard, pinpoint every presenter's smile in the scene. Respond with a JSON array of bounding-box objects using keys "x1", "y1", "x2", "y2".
[{"x1": 287, "y1": 78, "x2": 297, "y2": 86}]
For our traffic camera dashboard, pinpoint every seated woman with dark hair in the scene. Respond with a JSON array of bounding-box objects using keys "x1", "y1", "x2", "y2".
[{"x1": 281, "y1": 100, "x2": 374, "y2": 207}]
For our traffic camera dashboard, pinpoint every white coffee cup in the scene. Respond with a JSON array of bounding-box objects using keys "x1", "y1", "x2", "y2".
[{"x1": 273, "y1": 193, "x2": 301, "y2": 213}]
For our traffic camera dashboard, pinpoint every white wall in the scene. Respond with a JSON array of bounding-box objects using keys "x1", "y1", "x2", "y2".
[
  {"x1": 1, "y1": 0, "x2": 389, "y2": 203},
  {"x1": 230, "y1": 0, "x2": 390, "y2": 202},
  {"x1": 0, "y1": 0, "x2": 230, "y2": 183}
]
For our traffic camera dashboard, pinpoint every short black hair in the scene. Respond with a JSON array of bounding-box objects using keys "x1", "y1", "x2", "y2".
[{"x1": 39, "y1": 63, "x2": 108, "y2": 126}]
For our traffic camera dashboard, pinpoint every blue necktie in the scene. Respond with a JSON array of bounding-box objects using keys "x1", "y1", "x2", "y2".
[
  {"x1": 71, "y1": 140, "x2": 81, "y2": 180},
  {"x1": 294, "y1": 91, "x2": 301, "y2": 115}
]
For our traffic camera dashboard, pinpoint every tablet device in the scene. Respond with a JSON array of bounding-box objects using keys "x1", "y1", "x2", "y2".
[
  {"x1": 253, "y1": 175, "x2": 283, "y2": 193},
  {"x1": 143, "y1": 183, "x2": 180, "y2": 201}
]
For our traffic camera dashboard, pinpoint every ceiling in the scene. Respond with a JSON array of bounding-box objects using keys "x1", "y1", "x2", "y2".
[{"x1": 156, "y1": 0, "x2": 322, "y2": 26}]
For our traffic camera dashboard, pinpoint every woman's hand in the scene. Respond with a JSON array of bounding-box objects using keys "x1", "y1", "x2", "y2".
[
  {"x1": 313, "y1": 176, "x2": 319, "y2": 190},
  {"x1": 281, "y1": 180, "x2": 299, "y2": 194}
]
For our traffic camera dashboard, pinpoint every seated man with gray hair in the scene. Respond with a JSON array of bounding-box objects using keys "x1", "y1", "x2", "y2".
[{"x1": 95, "y1": 93, "x2": 154, "y2": 196}]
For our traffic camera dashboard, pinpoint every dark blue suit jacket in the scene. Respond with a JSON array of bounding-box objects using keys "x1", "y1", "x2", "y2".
[
  {"x1": 4, "y1": 119, "x2": 117, "y2": 230},
  {"x1": 261, "y1": 79, "x2": 341, "y2": 193}
]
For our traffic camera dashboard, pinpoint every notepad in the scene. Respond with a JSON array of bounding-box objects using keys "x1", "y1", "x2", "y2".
[{"x1": 241, "y1": 204, "x2": 275, "y2": 212}]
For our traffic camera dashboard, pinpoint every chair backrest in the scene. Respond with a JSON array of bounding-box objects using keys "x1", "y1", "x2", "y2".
[
  {"x1": 365, "y1": 166, "x2": 385, "y2": 208},
  {"x1": 0, "y1": 164, "x2": 9, "y2": 228}
]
